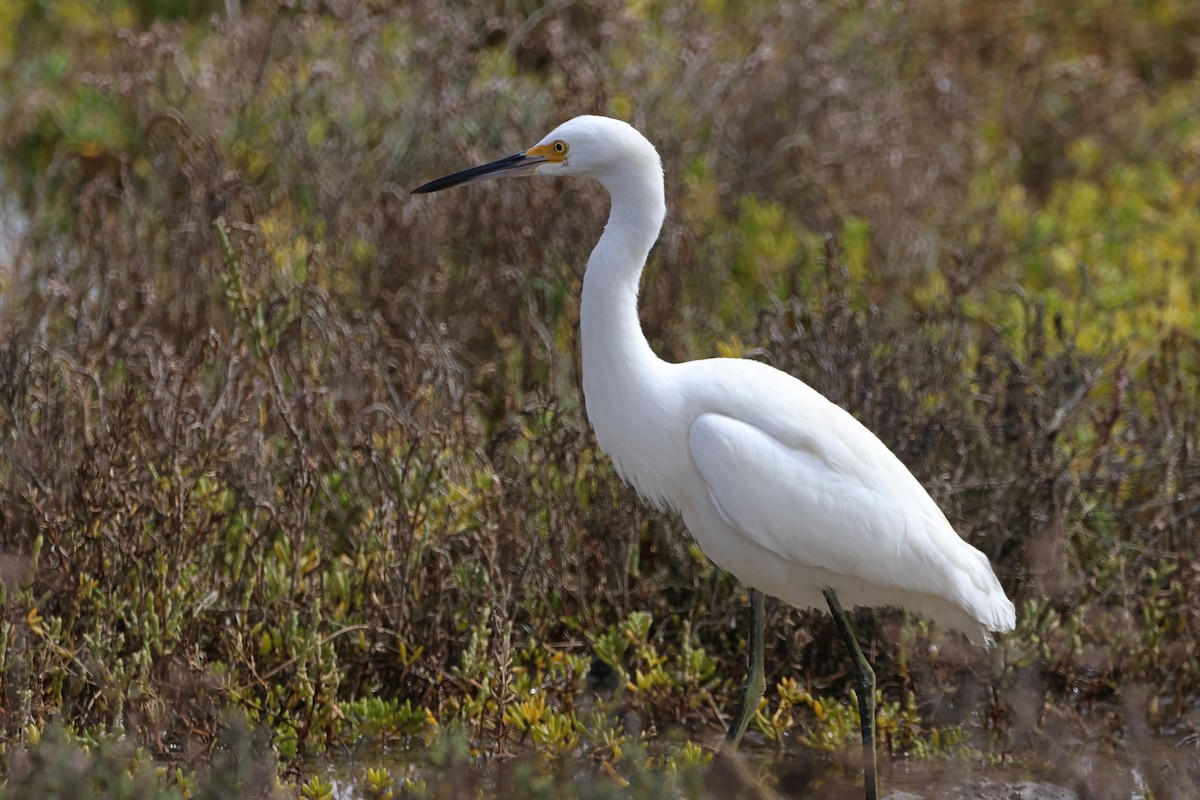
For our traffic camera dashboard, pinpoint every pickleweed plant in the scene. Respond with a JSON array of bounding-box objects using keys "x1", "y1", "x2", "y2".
[{"x1": 4, "y1": 0, "x2": 1200, "y2": 797}]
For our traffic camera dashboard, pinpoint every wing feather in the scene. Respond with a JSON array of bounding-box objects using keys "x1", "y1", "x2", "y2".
[{"x1": 688, "y1": 411, "x2": 1002, "y2": 612}]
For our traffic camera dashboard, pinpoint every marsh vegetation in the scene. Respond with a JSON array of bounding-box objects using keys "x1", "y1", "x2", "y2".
[{"x1": 0, "y1": 1, "x2": 1199, "y2": 797}]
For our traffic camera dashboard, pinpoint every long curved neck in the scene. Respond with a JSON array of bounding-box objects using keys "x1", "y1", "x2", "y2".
[
  {"x1": 580, "y1": 168, "x2": 667, "y2": 383},
  {"x1": 577, "y1": 144, "x2": 672, "y2": 503}
]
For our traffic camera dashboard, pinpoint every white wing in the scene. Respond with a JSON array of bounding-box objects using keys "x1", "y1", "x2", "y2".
[{"x1": 684, "y1": 362, "x2": 1013, "y2": 635}]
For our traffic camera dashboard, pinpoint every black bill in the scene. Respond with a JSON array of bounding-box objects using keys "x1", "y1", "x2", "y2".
[{"x1": 412, "y1": 151, "x2": 546, "y2": 194}]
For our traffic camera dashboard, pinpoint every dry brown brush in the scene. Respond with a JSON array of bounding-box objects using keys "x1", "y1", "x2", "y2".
[{"x1": 0, "y1": 0, "x2": 1197, "y2": 792}]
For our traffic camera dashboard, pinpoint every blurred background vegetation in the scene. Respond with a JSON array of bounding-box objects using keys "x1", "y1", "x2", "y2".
[{"x1": 0, "y1": 0, "x2": 1198, "y2": 797}]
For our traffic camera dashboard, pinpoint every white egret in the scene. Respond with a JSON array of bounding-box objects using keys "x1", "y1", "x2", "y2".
[{"x1": 414, "y1": 115, "x2": 1016, "y2": 799}]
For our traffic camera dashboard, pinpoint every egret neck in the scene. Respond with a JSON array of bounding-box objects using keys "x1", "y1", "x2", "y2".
[{"x1": 579, "y1": 148, "x2": 670, "y2": 497}]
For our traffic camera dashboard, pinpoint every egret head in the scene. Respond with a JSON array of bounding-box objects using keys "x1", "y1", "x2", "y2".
[{"x1": 412, "y1": 115, "x2": 660, "y2": 195}]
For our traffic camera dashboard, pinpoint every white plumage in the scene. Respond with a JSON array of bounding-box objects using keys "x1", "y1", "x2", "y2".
[
  {"x1": 414, "y1": 114, "x2": 1015, "y2": 798},
  {"x1": 548, "y1": 116, "x2": 1015, "y2": 643}
]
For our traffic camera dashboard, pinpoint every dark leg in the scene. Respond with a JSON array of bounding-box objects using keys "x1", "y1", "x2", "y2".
[
  {"x1": 725, "y1": 589, "x2": 765, "y2": 747},
  {"x1": 823, "y1": 587, "x2": 878, "y2": 800}
]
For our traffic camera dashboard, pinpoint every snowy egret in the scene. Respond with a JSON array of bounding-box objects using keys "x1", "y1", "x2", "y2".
[{"x1": 414, "y1": 116, "x2": 1016, "y2": 799}]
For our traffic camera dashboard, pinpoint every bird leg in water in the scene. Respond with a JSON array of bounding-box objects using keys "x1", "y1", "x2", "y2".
[
  {"x1": 725, "y1": 589, "x2": 765, "y2": 747},
  {"x1": 823, "y1": 587, "x2": 878, "y2": 800}
]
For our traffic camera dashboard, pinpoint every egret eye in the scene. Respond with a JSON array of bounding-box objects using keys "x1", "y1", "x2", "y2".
[{"x1": 553, "y1": 140, "x2": 568, "y2": 155}]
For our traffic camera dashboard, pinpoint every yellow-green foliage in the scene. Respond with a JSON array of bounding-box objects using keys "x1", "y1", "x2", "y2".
[
  {"x1": 973, "y1": 126, "x2": 1200, "y2": 352},
  {"x1": 2, "y1": 0, "x2": 1200, "y2": 797}
]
